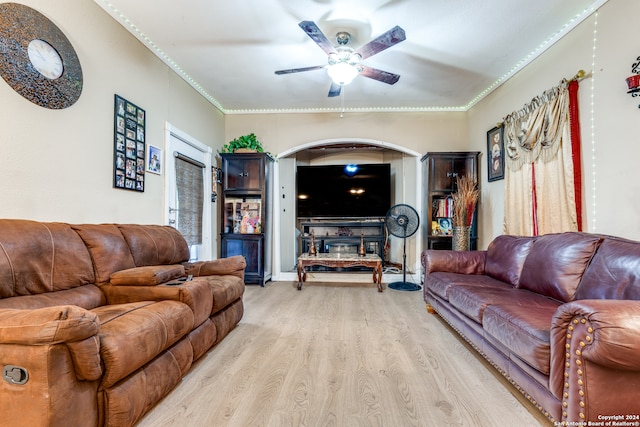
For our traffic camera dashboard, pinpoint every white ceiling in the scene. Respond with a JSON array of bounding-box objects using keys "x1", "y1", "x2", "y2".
[{"x1": 95, "y1": 0, "x2": 606, "y2": 114}]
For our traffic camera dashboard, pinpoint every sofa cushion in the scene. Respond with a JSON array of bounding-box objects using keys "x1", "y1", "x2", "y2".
[
  {"x1": 116, "y1": 225, "x2": 190, "y2": 267},
  {"x1": 93, "y1": 300, "x2": 194, "y2": 389},
  {"x1": 101, "y1": 279, "x2": 214, "y2": 327},
  {"x1": 110, "y1": 265, "x2": 185, "y2": 286},
  {"x1": 428, "y1": 272, "x2": 508, "y2": 302},
  {"x1": 575, "y1": 237, "x2": 640, "y2": 300},
  {"x1": 0, "y1": 220, "x2": 95, "y2": 297},
  {"x1": 485, "y1": 235, "x2": 535, "y2": 286},
  {"x1": 482, "y1": 300, "x2": 560, "y2": 375},
  {"x1": 72, "y1": 224, "x2": 136, "y2": 284},
  {"x1": 448, "y1": 285, "x2": 533, "y2": 324},
  {"x1": 518, "y1": 232, "x2": 601, "y2": 302}
]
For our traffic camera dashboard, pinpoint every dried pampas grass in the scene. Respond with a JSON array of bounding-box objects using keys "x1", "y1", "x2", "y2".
[{"x1": 452, "y1": 174, "x2": 478, "y2": 227}]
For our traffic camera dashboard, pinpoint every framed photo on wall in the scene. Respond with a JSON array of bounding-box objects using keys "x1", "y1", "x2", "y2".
[
  {"x1": 487, "y1": 126, "x2": 505, "y2": 182},
  {"x1": 146, "y1": 145, "x2": 162, "y2": 174},
  {"x1": 113, "y1": 94, "x2": 146, "y2": 191}
]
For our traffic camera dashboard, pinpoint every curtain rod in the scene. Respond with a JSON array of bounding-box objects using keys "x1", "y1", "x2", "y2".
[{"x1": 496, "y1": 70, "x2": 589, "y2": 128}]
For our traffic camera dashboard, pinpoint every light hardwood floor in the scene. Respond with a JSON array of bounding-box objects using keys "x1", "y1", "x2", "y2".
[{"x1": 138, "y1": 280, "x2": 550, "y2": 426}]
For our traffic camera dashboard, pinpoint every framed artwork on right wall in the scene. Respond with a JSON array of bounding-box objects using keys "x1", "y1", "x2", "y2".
[{"x1": 487, "y1": 125, "x2": 505, "y2": 182}]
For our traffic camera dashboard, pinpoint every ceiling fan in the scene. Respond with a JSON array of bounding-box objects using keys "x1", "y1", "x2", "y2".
[{"x1": 275, "y1": 21, "x2": 406, "y2": 97}]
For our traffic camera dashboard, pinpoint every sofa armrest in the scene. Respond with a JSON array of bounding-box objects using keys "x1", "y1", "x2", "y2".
[
  {"x1": 421, "y1": 249, "x2": 486, "y2": 277},
  {"x1": 183, "y1": 255, "x2": 246, "y2": 281},
  {"x1": 551, "y1": 299, "x2": 640, "y2": 371},
  {"x1": 109, "y1": 265, "x2": 185, "y2": 286},
  {"x1": 0, "y1": 306, "x2": 102, "y2": 381},
  {"x1": 0, "y1": 305, "x2": 98, "y2": 345},
  {"x1": 550, "y1": 299, "x2": 640, "y2": 422}
]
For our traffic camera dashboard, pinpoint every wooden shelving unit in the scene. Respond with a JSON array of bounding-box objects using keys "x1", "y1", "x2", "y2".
[
  {"x1": 421, "y1": 152, "x2": 480, "y2": 250},
  {"x1": 220, "y1": 153, "x2": 274, "y2": 285}
]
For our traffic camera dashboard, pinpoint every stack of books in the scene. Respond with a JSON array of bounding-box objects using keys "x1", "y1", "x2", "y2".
[{"x1": 434, "y1": 197, "x2": 453, "y2": 218}]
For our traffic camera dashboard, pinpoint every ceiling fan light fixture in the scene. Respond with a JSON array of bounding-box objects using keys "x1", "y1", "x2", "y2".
[
  {"x1": 275, "y1": 21, "x2": 405, "y2": 96},
  {"x1": 327, "y1": 62, "x2": 359, "y2": 85},
  {"x1": 327, "y1": 47, "x2": 361, "y2": 85}
]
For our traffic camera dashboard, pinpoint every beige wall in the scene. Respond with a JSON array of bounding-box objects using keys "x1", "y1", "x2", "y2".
[
  {"x1": 468, "y1": 0, "x2": 640, "y2": 246},
  {"x1": 225, "y1": 111, "x2": 468, "y2": 156},
  {"x1": 0, "y1": 0, "x2": 224, "y2": 224}
]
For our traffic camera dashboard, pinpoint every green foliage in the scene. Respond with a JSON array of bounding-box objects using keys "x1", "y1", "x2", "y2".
[{"x1": 221, "y1": 133, "x2": 264, "y2": 153}]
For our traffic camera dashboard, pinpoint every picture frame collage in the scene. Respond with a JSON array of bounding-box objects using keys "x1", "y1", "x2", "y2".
[{"x1": 113, "y1": 95, "x2": 146, "y2": 191}]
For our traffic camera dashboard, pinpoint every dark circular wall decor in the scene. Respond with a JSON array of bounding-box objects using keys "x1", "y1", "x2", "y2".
[{"x1": 0, "y1": 3, "x2": 83, "y2": 109}]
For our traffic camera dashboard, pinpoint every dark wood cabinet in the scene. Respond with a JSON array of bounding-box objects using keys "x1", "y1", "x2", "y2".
[
  {"x1": 421, "y1": 152, "x2": 480, "y2": 250},
  {"x1": 222, "y1": 155, "x2": 264, "y2": 193},
  {"x1": 220, "y1": 153, "x2": 273, "y2": 286},
  {"x1": 430, "y1": 155, "x2": 476, "y2": 192},
  {"x1": 221, "y1": 233, "x2": 264, "y2": 284}
]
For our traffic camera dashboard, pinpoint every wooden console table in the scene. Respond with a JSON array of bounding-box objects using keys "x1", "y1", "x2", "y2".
[{"x1": 297, "y1": 253, "x2": 383, "y2": 292}]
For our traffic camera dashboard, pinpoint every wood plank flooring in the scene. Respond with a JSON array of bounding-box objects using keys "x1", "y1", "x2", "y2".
[{"x1": 137, "y1": 280, "x2": 549, "y2": 426}]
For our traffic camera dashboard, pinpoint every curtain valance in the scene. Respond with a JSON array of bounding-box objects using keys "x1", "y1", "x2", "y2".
[{"x1": 503, "y1": 79, "x2": 569, "y2": 171}]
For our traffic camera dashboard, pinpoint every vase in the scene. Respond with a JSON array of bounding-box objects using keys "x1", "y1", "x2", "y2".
[
  {"x1": 452, "y1": 226, "x2": 471, "y2": 251},
  {"x1": 309, "y1": 230, "x2": 317, "y2": 256},
  {"x1": 358, "y1": 232, "x2": 366, "y2": 257}
]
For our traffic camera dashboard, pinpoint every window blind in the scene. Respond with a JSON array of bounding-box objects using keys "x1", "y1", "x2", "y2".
[{"x1": 175, "y1": 153, "x2": 204, "y2": 246}]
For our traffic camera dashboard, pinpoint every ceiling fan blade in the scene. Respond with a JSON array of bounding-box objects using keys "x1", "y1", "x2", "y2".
[
  {"x1": 299, "y1": 21, "x2": 337, "y2": 55},
  {"x1": 355, "y1": 25, "x2": 406, "y2": 60},
  {"x1": 328, "y1": 81, "x2": 341, "y2": 97},
  {"x1": 359, "y1": 66, "x2": 400, "y2": 85},
  {"x1": 275, "y1": 65, "x2": 325, "y2": 75}
]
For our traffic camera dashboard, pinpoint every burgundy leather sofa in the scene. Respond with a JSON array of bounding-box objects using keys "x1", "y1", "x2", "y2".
[
  {"x1": 422, "y1": 232, "x2": 640, "y2": 425},
  {"x1": 0, "y1": 219, "x2": 246, "y2": 427}
]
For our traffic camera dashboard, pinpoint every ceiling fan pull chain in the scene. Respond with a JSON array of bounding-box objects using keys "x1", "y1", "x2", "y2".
[{"x1": 340, "y1": 85, "x2": 345, "y2": 118}]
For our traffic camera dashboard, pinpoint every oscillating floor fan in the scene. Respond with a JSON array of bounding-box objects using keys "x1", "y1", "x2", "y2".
[{"x1": 385, "y1": 204, "x2": 421, "y2": 291}]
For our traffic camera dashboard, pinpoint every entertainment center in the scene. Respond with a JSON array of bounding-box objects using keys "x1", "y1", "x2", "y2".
[{"x1": 298, "y1": 218, "x2": 386, "y2": 261}]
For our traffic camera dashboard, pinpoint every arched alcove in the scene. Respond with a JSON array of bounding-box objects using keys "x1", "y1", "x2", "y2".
[{"x1": 271, "y1": 138, "x2": 423, "y2": 284}]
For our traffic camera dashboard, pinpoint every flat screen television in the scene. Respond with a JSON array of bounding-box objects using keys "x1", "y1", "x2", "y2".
[{"x1": 297, "y1": 163, "x2": 391, "y2": 218}]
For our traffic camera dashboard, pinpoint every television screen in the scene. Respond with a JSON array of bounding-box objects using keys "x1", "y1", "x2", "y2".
[{"x1": 297, "y1": 163, "x2": 391, "y2": 218}]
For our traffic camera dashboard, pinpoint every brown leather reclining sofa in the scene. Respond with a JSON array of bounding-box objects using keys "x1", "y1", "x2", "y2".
[
  {"x1": 0, "y1": 219, "x2": 246, "y2": 427},
  {"x1": 422, "y1": 231, "x2": 640, "y2": 425}
]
